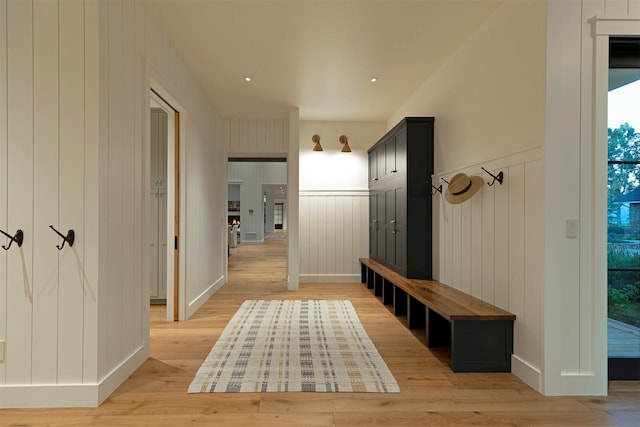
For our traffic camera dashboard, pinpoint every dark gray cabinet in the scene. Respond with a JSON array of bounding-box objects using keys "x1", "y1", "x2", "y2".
[{"x1": 367, "y1": 117, "x2": 434, "y2": 279}]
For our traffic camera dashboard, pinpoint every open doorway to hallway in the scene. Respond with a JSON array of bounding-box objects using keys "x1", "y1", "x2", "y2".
[{"x1": 227, "y1": 159, "x2": 288, "y2": 283}]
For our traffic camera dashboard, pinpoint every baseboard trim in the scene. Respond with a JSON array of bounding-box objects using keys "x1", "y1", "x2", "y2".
[
  {"x1": 186, "y1": 275, "x2": 225, "y2": 319},
  {"x1": 511, "y1": 354, "x2": 542, "y2": 393},
  {"x1": 0, "y1": 345, "x2": 148, "y2": 408},
  {"x1": 299, "y1": 274, "x2": 361, "y2": 283}
]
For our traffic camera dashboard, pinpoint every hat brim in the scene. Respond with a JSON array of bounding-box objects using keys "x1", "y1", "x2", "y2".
[{"x1": 444, "y1": 176, "x2": 484, "y2": 204}]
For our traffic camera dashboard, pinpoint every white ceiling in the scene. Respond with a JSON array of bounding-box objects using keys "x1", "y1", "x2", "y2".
[{"x1": 145, "y1": 0, "x2": 503, "y2": 121}]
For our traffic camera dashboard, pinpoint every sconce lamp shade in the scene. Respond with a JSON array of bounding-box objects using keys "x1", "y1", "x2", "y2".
[
  {"x1": 339, "y1": 135, "x2": 351, "y2": 152},
  {"x1": 312, "y1": 134, "x2": 323, "y2": 151}
]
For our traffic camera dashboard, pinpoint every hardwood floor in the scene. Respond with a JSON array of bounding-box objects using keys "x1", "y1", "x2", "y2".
[{"x1": 1, "y1": 231, "x2": 638, "y2": 426}]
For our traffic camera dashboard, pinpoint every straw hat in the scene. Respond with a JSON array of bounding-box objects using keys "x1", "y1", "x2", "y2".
[{"x1": 444, "y1": 173, "x2": 484, "y2": 204}]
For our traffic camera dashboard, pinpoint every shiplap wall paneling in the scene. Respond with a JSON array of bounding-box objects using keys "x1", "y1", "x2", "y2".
[
  {"x1": 334, "y1": 196, "x2": 345, "y2": 274},
  {"x1": 508, "y1": 164, "x2": 526, "y2": 361},
  {"x1": 605, "y1": 0, "x2": 633, "y2": 15},
  {"x1": 225, "y1": 118, "x2": 289, "y2": 153},
  {"x1": 460, "y1": 200, "x2": 471, "y2": 295},
  {"x1": 493, "y1": 168, "x2": 510, "y2": 311},
  {"x1": 121, "y1": 0, "x2": 137, "y2": 359},
  {"x1": 481, "y1": 180, "x2": 496, "y2": 304},
  {"x1": 58, "y1": 0, "x2": 86, "y2": 383},
  {"x1": 6, "y1": 0, "x2": 34, "y2": 384},
  {"x1": 133, "y1": 0, "x2": 145, "y2": 362},
  {"x1": 470, "y1": 194, "x2": 483, "y2": 298},
  {"x1": 299, "y1": 193, "x2": 368, "y2": 280},
  {"x1": 82, "y1": 0, "x2": 100, "y2": 384},
  {"x1": 107, "y1": 0, "x2": 124, "y2": 369},
  {"x1": 524, "y1": 160, "x2": 543, "y2": 368},
  {"x1": 0, "y1": 0, "x2": 7, "y2": 386},
  {"x1": 32, "y1": 0, "x2": 59, "y2": 384}
]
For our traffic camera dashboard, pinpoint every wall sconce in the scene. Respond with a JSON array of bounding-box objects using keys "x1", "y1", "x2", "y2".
[
  {"x1": 339, "y1": 135, "x2": 351, "y2": 152},
  {"x1": 312, "y1": 134, "x2": 323, "y2": 151}
]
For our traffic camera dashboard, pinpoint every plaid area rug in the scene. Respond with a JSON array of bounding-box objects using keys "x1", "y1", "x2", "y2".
[{"x1": 188, "y1": 300, "x2": 399, "y2": 393}]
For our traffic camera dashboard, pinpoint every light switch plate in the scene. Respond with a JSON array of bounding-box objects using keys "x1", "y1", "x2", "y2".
[{"x1": 566, "y1": 219, "x2": 579, "y2": 238}]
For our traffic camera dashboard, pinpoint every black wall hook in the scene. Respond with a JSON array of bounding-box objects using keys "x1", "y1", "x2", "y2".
[
  {"x1": 1, "y1": 228, "x2": 23, "y2": 250},
  {"x1": 49, "y1": 225, "x2": 75, "y2": 250},
  {"x1": 481, "y1": 167, "x2": 504, "y2": 186},
  {"x1": 431, "y1": 184, "x2": 442, "y2": 195},
  {"x1": 441, "y1": 177, "x2": 449, "y2": 184}
]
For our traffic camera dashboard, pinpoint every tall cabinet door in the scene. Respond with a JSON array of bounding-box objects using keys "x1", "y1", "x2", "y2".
[
  {"x1": 384, "y1": 188, "x2": 396, "y2": 266},
  {"x1": 369, "y1": 193, "x2": 378, "y2": 258}
]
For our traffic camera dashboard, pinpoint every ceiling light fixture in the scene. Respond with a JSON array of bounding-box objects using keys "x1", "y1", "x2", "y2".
[
  {"x1": 370, "y1": 77, "x2": 377, "y2": 83},
  {"x1": 244, "y1": 76, "x2": 252, "y2": 82},
  {"x1": 312, "y1": 134, "x2": 323, "y2": 151},
  {"x1": 339, "y1": 135, "x2": 351, "y2": 152}
]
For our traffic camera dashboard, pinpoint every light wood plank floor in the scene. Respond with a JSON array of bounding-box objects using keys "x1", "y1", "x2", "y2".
[{"x1": 1, "y1": 231, "x2": 638, "y2": 426}]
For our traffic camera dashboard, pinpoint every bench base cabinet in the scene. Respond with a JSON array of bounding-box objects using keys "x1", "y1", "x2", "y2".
[
  {"x1": 450, "y1": 319, "x2": 513, "y2": 372},
  {"x1": 361, "y1": 258, "x2": 515, "y2": 373}
]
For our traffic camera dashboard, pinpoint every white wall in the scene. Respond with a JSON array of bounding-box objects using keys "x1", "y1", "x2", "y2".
[
  {"x1": 299, "y1": 121, "x2": 386, "y2": 282},
  {"x1": 0, "y1": 0, "x2": 225, "y2": 408},
  {"x1": 389, "y1": 0, "x2": 547, "y2": 392}
]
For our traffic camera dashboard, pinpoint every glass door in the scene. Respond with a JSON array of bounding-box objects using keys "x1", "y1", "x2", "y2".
[{"x1": 607, "y1": 37, "x2": 640, "y2": 380}]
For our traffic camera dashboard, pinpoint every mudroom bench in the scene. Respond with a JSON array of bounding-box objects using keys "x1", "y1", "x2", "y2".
[{"x1": 359, "y1": 258, "x2": 516, "y2": 372}]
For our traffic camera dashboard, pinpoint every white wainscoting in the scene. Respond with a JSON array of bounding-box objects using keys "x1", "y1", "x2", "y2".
[
  {"x1": 435, "y1": 146, "x2": 543, "y2": 382},
  {"x1": 299, "y1": 191, "x2": 369, "y2": 283}
]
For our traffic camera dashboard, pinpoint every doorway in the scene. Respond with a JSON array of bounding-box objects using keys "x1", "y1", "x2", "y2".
[
  {"x1": 606, "y1": 37, "x2": 640, "y2": 380},
  {"x1": 227, "y1": 158, "x2": 288, "y2": 282},
  {"x1": 150, "y1": 88, "x2": 181, "y2": 321}
]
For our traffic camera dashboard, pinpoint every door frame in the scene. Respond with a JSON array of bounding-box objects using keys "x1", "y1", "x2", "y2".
[
  {"x1": 149, "y1": 81, "x2": 186, "y2": 321},
  {"x1": 593, "y1": 18, "x2": 640, "y2": 380}
]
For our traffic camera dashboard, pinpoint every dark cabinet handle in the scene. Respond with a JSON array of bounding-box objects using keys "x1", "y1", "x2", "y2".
[
  {"x1": 389, "y1": 220, "x2": 397, "y2": 234},
  {"x1": 391, "y1": 170, "x2": 397, "y2": 173}
]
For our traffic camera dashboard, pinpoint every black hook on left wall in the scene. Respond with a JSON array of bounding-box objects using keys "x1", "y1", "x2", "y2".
[
  {"x1": 49, "y1": 225, "x2": 75, "y2": 250},
  {"x1": 1, "y1": 228, "x2": 24, "y2": 250}
]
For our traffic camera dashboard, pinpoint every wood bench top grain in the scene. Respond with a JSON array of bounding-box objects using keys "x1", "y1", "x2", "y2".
[{"x1": 360, "y1": 258, "x2": 515, "y2": 321}]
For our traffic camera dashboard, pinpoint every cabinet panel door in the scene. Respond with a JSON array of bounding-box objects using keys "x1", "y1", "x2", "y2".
[
  {"x1": 369, "y1": 193, "x2": 377, "y2": 258},
  {"x1": 376, "y1": 190, "x2": 386, "y2": 262},
  {"x1": 394, "y1": 128, "x2": 407, "y2": 175},
  {"x1": 368, "y1": 151, "x2": 378, "y2": 185},
  {"x1": 376, "y1": 146, "x2": 385, "y2": 182},
  {"x1": 395, "y1": 186, "x2": 407, "y2": 273},
  {"x1": 385, "y1": 187, "x2": 396, "y2": 265},
  {"x1": 384, "y1": 137, "x2": 396, "y2": 177}
]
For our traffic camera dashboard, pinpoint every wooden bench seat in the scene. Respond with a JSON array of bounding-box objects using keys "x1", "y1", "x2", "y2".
[{"x1": 360, "y1": 257, "x2": 515, "y2": 372}]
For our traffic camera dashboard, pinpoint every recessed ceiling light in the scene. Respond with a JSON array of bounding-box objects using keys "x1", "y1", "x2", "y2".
[
  {"x1": 245, "y1": 76, "x2": 252, "y2": 82},
  {"x1": 370, "y1": 77, "x2": 377, "y2": 83}
]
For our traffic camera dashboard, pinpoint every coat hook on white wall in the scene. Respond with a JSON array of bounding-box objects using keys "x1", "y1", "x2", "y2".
[
  {"x1": 49, "y1": 225, "x2": 75, "y2": 250},
  {"x1": 481, "y1": 167, "x2": 504, "y2": 186},
  {"x1": 1, "y1": 228, "x2": 23, "y2": 250},
  {"x1": 430, "y1": 178, "x2": 442, "y2": 195},
  {"x1": 441, "y1": 177, "x2": 449, "y2": 184}
]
